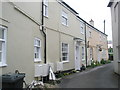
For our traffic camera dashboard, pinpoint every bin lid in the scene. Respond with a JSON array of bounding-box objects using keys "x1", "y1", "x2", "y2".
[{"x1": 1, "y1": 73, "x2": 25, "y2": 83}]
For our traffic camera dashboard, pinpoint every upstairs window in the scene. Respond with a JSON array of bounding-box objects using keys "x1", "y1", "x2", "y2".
[
  {"x1": 80, "y1": 24, "x2": 84, "y2": 34},
  {"x1": 61, "y1": 43, "x2": 69, "y2": 62},
  {"x1": 89, "y1": 30, "x2": 92, "y2": 38},
  {"x1": 62, "y1": 11, "x2": 68, "y2": 26},
  {"x1": 0, "y1": 26, "x2": 7, "y2": 66},
  {"x1": 34, "y1": 38, "x2": 41, "y2": 62},
  {"x1": 43, "y1": 0, "x2": 48, "y2": 17}
]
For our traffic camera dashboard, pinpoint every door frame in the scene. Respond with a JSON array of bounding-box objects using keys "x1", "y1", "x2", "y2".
[{"x1": 74, "y1": 42, "x2": 80, "y2": 70}]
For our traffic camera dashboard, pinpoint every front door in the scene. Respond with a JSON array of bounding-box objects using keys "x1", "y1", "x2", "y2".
[{"x1": 75, "y1": 45, "x2": 80, "y2": 70}]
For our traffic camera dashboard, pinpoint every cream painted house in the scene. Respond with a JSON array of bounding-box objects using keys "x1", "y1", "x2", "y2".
[
  {"x1": 108, "y1": 1, "x2": 120, "y2": 75},
  {"x1": 0, "y1": 0, "x2": 108, "y2": 86},
  {"x1": 44, "y1": 0, "x2": 86, "y2": 71},
  {"x1": 0, "y1": 0, "x2": 86, "y2": 85},
  {"x1": 86, "y1": 20, "x2": 108, "y2": 65},
  {"x1": 0, "y1": 2, "x2": 45, "y2": 84}
]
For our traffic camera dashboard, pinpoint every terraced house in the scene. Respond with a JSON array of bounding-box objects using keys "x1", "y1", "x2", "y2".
[
  {"x1": 0, "y1": 0, "x2": 108, "y2": 85},
  {"x1": 86, "y1": 19, "x2": 108, "y2": 65}
]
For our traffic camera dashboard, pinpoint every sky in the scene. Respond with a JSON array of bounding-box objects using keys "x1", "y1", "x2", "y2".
[{"x1": 63, "y1": 0, "x2": 112, "y2": 41}]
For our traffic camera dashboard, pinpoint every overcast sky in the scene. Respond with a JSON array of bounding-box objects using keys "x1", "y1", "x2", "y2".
[{"x1": 63, "y1": 0, "x2": 112, "y2": 41}]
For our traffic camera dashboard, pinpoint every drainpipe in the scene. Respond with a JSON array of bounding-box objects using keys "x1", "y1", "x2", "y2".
[
  {"x1": 42, "y1": 0, "x2": 47, "y2": 64},
  {"x1": 85, "y1": 23, "x2": 88, "y2": 66}
]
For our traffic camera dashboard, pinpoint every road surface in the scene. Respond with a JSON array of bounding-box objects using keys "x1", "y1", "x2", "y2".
[{"x1": 58, "y1": 63, "x2": 120, "y2": 88}]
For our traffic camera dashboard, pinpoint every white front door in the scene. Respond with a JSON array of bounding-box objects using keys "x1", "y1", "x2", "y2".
[{"x1": 75, "y1": 45, "x2": 80, "y2": 70}]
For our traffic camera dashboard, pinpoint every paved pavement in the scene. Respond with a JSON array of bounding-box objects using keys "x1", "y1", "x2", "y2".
[{"x1": 58, "y1": 63, "x2": 120, "y2": 88}]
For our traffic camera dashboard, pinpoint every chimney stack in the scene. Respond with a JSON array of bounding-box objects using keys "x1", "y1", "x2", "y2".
[
  {"x1": 89, "y1": 19, "x2": 94, "y2": 26},
  {"x1": 104, "y1": 20, "x2": 105, "y2": 34}
]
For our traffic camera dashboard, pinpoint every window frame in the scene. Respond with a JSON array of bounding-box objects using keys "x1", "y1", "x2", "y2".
[
  {"x1": 90, "y1": 47, "x2": 93, "y2": 60},
  {"x1": 0, "y1": 26, "x2": 7, "y2": 67},
  {"x1": 43, "y1": 0, "x2": 48, "y2": 17},
  {"x1": 61, "y1": 10, "x2": 68, "y2": 26},
  {"x1": 34, "y1": 38, "x2": 41, "y2": 62},
  {"x1": 82, "y1": 46, "x2": 85, "y2": 61},
  {"x1": 89, "y1": 29, "x2": 92, "y2": 38},
  {"x1": 80, "y1": 24, "x2": 84, "y2": 34},
  {"x1": 61, "y1": 43, "x2": 69, "y2": 63}
]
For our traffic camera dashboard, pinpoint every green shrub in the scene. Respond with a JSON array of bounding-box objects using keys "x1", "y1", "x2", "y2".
[{"x1": 100, "y1": 59, "x2": 106, "y2": 64}]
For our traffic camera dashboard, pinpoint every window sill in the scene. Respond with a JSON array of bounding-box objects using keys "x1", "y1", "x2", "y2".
[
  {"x1": 0, "y1": 64, "x2": 7, "y2": 68},
  {"x1": 34, "y1": 59, "x2": 42, "y2": 63},
  {"x1": 62, "y1": 61, "x2": 69, "y2": 63},
  {"x1": 62, "y1": 23, "x2": 69, "y2": 27},
  {"x1": 82, "y1": 59, "x2": 85, "y2": 61},
  {"x1": 44, "y1": 15, "x2": 49, "y2": 19}
]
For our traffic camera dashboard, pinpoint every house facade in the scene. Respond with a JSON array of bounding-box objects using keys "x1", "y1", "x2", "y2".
[
  {"x1": 44, "y1": 0, "x2": 86, "y2": 72},
  {"x1": 86, "y1": 20, "x2": 108, "y2": 65},
  {"x1": 108, "y1": 1, "x2": 120, "y2": 75},
  {"x1": 0, "y1": 2, "x2": 45, "y2": 83},
  {"x1": 0, "y1": 0, "x2": 86, "y2": 84},
  {"x1": 0, "y1": 0, "x2": 108, "y2": 85}
]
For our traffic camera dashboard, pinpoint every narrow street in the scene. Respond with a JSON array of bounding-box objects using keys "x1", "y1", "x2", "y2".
[{"x1": 58, "y1": 63, "x2": 120, "y2": 88}]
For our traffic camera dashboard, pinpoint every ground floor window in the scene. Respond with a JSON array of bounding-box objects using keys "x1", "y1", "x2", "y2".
[
  {"x1": 82, "y1": 46, "x2": 85, "y2": 60},
  {"x1": 61, "y1": 43, "x2": 69, "y2": 62},
  {"x1": 34, "y1": 38, "x2": 41, "y2": 62},
  {"x1": 90, "y1": 47, "x2": 93, "y2": 60},
  {"x1": 0, "y1": 26, "x2": 7, "y2": 66}
]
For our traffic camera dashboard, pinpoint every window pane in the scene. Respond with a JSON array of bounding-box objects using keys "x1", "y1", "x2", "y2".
[
  {"x1": 37, "y1": 47, "x2": 40, "y2": 53},
  {"x1": 37, "y1": 40, "x2": 40, "y2": 46},
  {"x1": 44, "y1": 4, "x2": 48, "y2": 17},
  {"x1": 34, "y1": 47, "x2": 37, "y2": 53},
  {"x1": 62, "y1": 48, "x2": 68, "y2": 52},
  {"x1": 0, "y1": 29, "x2": 4, "y2": 39},
  {"x1": 62, "y1": 57, "x2": 67, "y2": 61},
  {"x1": 62, "y1": 53, "x2": 67, "y2": 57},
  {"x1": 0, "y1": 52, "x2": 1, "y2": 62},
  {"x1": 62, "y1": 11, "x2": 67, "y2": 18},
  {"x1": 34, "y1": 39, "x2": 40, "y2": 46},
  {"x1": 62, "y1": 17, "x2": 67, "y2": 25},
  {"x1": 62, "y1": 43, "x2": 68, "y2": 61},
  {"x1": 35, "y1": 53, "x2": 37, "y2": 58},
  {"x1": 0, "y1": 41, "x2": 2, "y2": 51}
]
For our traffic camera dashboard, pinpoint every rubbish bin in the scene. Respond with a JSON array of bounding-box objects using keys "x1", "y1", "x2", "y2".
[{"x1": 1, "y1": 73, "x2": 25, "y2": 88}]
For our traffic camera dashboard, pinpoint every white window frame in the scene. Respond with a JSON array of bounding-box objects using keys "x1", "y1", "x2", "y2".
[
  {"x1": 34, "y1": 38, "x2": 41, "y2": 62},
  {"x1": 61, "y1": 10, "x2": 68, "y2": 26},
  {"x1": 0, "y1": 26, "x2": 7, "y2": 67},
  {"x1": 80, "y1": 24, "x2": 84, "y2": 34},
  {"x1": 43, "y1": 0, "x2": 48, "y2": 17},
  {"x1": 82, "y1": 46, "x2": 85, "y2": 61},
  {"x1": 90, "y1": 48, "x2": 93, "y2": 60},
  {"x1": 89, "y1": 30, "x2": 92, "y2": 38},
  {"x1": 61, "y1": 43, "x2": 69, "y2": 62}
]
